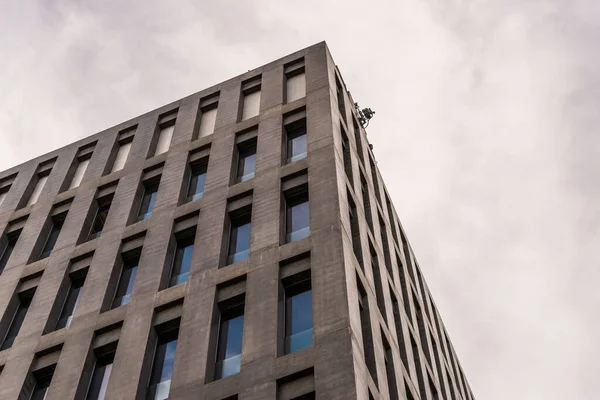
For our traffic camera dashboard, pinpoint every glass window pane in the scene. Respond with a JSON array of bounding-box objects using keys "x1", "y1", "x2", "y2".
[
  {"x1": 2, "y1": 296, "x2": 32, "y2": 350},
  {"x1": 69, "y1": 159, "x2": 90, "y2": 190},
  {"x1": 27, "y1": 175, "x2": 48, "y2": 206},
  {"x1": 286, "y1": 287, "x2": 313, "y2": 354},
  {"x1": 111, "y1": 142, "x2": 131, "y2": 173},
  {"x1": 187, "y1": 165, "x2": 207, "y2": 202},
  {"x1": 237, "y1": 148, "x2": 256, "y2": 182},
  {"x1": 0, "y1": 189, "x2": 7, "y2": 207},
  {"x1": 154, "y1": 125, "x2": 174, "y2": 156},
  {"x1": 242, "y1": 90, "x2": 260, "y2": 120},
  {"x1": 138, "y1": 184, "x2": 159, "y2": 221},
  {"x1": 199, "y1": 108, "x2": 217, "y2": 138},
  {"x1": 40, "y1": 218, "x2": 64, "y2": 259},
  {"x1": 286, "y1": 73, "x2": 306, "y2": 103},
  {"x1": 170, "y1": 237, "x2": 195, "y2": 286}
]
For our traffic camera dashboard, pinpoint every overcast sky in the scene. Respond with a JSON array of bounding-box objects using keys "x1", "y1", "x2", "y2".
[{"x1": 1, "y1": 1, "x2": 599, "y2": 399}]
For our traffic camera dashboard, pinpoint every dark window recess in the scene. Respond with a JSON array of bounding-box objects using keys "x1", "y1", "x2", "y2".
[
  {"x1": 404, "y1": 381, "x2": 416, "y2": 400},
  {"x1": 348, "y1": 195, "x2": 364, "y2": 270},
  {"x1": 382, "y1": 332, "x2": 399, "y2": 400},
  {"x1": 30, "y1": 367, "x2": 55, "y2": 400},
  {"x1": 55, "y1": 274, "x2": 86, "y2": 330},
  {"x1": 0, "y1": 229, "x2": 21, "y2": 274},
  {"x1": 148, "y1": 328, "x2": 179, "y2": 400},
  {"x1": 86, "y1": 350, "x2": 115, "y2": 400},
  {"x1": 429, "y1": 373, "x2": 440, "y2": 400},
  {"x1": 227, "y1": 212, "x2": 251, "y2": 265},
  {"x1": 397, "y1": 254, "x2": 413, "y2": 322},
  {"x1": 379, "y1": 216, "x2": 393, "y2": 277},
  {"x1": 112, "y1": 253, "x2": 139, "y2": 308},
  {"x1": 39, "y1": 213, "x2": 67, "y2": 260},
  {"x1": 169, "y1": 233, "x2": 195, "y2": 287},
  {"x1": 341, "y1": 129, "x2": 353, "y2": 185},
  {"x1": 1, "y1": 290, "x2": 35, "y2": 350},
  {"x1": 413, "y1": 294, "x2": 432, "y2": 366},
  {"x1": 390, "y1": 287, "x2": 409, "y2": 371},
  {"x1": 361, "y1": 174, "x2": 374, "y2": 233},
  {"x1": 401, "y1": 231, "x2": 416, "y2": 284},
  {"x1": 186, "y1": 162, "x2": 208, "y2": 203},
  {"x1": 336, "y1": 78, "x2": 346, "y2": 122},
  {"x1": 370, "y1": 249, "x2": 387, "y2": 324},
  {"x1": 430, "y1": 332, "x2": 448, "y2": 400},
  {"x1": 357, "y1": 278, "x2": 378, "y2": 386},
  {"x1": 385, "y1": 195, "x2": 399, "y2": 246},
  {"x1": 285, "y1": 190, "x2": 310, "y2": 243},
  {"x1": 236, "y1": 142, "x2": 256, "y2": 183},
  {"x1": 285, "y1": 120, "x2": 307, "y2": 163},
  {"x1": 445, "y1": 368, "x2": 457, "y2": 400},
  {"x1": 352, "y1": 118, "x2": 365, "y2": 165},
  {"x1": 369, "y1": 157, "x2": 381, "y2": 205},
  {"x1": 215, "y1": 298, "x2": 245, "y2": 380},
  {"x1": 283, "y1": 274, "x2": 313, "y2": 354},
  {"x1": 88, "y1": 195, "x2": 113, "y2": 241},
  {"x1": 410, "y1": 335, "x2": 427, "y2": 400},
  {"x1": 291, "y1": 393, "x2": 315, "y2": 400},
  {"x1": 137, "y1": 180, "x2": 160, "y2": 222}
]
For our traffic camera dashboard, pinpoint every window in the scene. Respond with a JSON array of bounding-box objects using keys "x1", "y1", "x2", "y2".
[
  {"x1": 285, "y1": 189, "x2": 310, "y2": 243},
  {"x1": 0, "y1": 229, "x2": 21, "y2": 274},
  {"x1": 30, "y1": 368, "x2": 54, "y2": 400},
  {"x1": 389, "y1": 287, "x2": 409, "y2": 371},
  {"x1": 154, "y1": 124, "x2": 175, "y2": 157},
  {"x1": 1, "y1": 289, "x2": 35, "y2": 350},
  {"x1": 86, "y1": 351, "x2": 115, "y2": 400},
  {"x1": 352, "y1": 118, "x2": 365, "y2": 164},
  {"x1": 69, "y1": 158, "x2": 90, "y2": 190},
  {"x1": 185, "y1": 161, "x2": 207, "y2": 203},
  {"x1": 199, "y1": 106, "x2": 218, "y2": 138},
  {"x1": 382, "y1": 332, "x2": 399, "y2": 400},
  {"x1": 26, "y1": 173, "x2": 49, "y2": 207},
  {"x1": 55, "y1": 274, "x2": 86, "y2": 330},
  {"x1": 137, "y1": 180, "x2": 160, "y2": 222},
  {"x1": 285, "y1": 119, "x2": 307, "y2": 163},
  {"x1": 169, "y1": 233, "x2": 195, "y2": 287},
  {"x1": 236, "y1": 141, "x2": 256, "y2": 183},
  {"x1": 88, "y1": 195, "x2": 113, "y2": 241},
  {"x1": 285, "y1": 70, "x2": 306, "y2": 103},
  {"x1": 227, "y1": 211, "x2": 251, "y2": 265},
  {"x1": 112, "y1": 253, "x2": 139, "y2": 308},
  {"x1": 111, "y1": 141, "x2": 132, "y2": 173},
  {"x1": 341, "y1": 128, "x2": 353, "y2": 185},
  {"x1": 39, "y1": 212, "x2": 67, "y2": 260},
  {"x1": 357, "y1": 278, "x2": 377, "y2": 384},
  {"x1": 283, "y1": 273, "x2": 313, "y2": 354},
  {"x1": 348, "y1": 194, "x2": 364, "y2": 270},
  {"x1": 336, "y1": 77, "x2": 346, "y2": 122},
  {"x1": 0, "y1": 186, "x2": 8, "y2": 207},
  {"x1": 241, "y1": 89, "x2": 260, "y2": 120},
  {"x1": 361, "y1": 174, "x2": 374, "y2": 233},
  {"x1": 370, "y1": 248, "x2": 387, "y2": 323},
  {"x1": 410, "y1": 335, "x2": 427, "y2": 400},
  {"x1": 215, "y1": 298, "x2": 245, "y2": 379},
  {"x1": 369, "y1": 156, "x2": 381, "y2": 205},
  {"x1": 148, "y1": 328, "x2": 179, "y2": 400}
]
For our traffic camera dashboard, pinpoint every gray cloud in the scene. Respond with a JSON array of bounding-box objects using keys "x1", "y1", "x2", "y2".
[{"x1": 1, "y1": 0, "x2": 599, "y2": 398}]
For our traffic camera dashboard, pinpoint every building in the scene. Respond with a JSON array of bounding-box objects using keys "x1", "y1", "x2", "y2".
[{"x1": 0, "y1": 42, "x2": 474, "y2": 400}]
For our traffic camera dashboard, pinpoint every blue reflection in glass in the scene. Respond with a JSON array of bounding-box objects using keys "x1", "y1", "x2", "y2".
[{"x1": 287, "y1": 290, "x2": 313, "y2": 353}]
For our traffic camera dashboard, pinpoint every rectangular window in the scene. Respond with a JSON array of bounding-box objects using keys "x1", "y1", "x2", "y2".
[
  {"x1": 198, "y1": 106, "x2": 218, "y2": 138},
  {"x1": 154, "y1": 125, "x2": 174, "y2": 157},
  {"x1": 369, "y1": 157, "x2": 381, "y2": 205},
  {"x1": 215, "y1": 298, "x2": 245, "y2": 380},
  {"x1": 30, "y1": 368, "x2": 54, "y2": 400},
  {"x1": 390, "y1": 287, "x2": 409, "y2": 371},
  {"x1": 185, "y1": 161, "x2": 207, "y2": 203},
  {"x1": 169, "y1": 233, "x2": 195, "y2": 287},
  {"x1": 0, "y1": 186, "x2": 9, "y2": 207},
  {"x1": 55, "y1": 273, "x2": 86, "y2": 330},
  {"x1": 410, "y1": 335, "x2": 427, "y2": 400},
  {"x1": 283, "y1": 273, "x2": 313, "y2": 354},
  {"x1": 341, "y1": 128, "x2": 353, "y2": 186},
  {"x1": 357, "y1": 278, "x2": 377, "y2": 385},
  {"x1": 1, "y1": 289, "x2": 35, "y2": 350},
  {"x1": 148, "y1": 327, "x2": 179, "y2": 400},
  {"x1": 39, "y1": 212, "x2": 67, "y2": 260},
  {"x1": 379, "y1": 216, "x2": 393, "y2": 276},
  {"x1": 86, "y1": 351, "x2": 115, "y2": 400},
  {"x1": 112, "y1": 252, "x2": 139, "y2": 308},
  {"x1": 111, "y1": 141, "x2": 132, "y2": 173},
  {"x1": 285, "y1": 119, "x2": 307, "y2": 163},
  {"x1": 227, "y1": 211, "x2": 251, "y2": 265},
  {"x1": 241, "y1": 89, "x2": 260, "y2": 121},
  {"x1": 88, "y1": 194, "x2": 113, "y2": 241},
  {"x1": 236, "y1": 141, "x2": 257, "y2": 183},
  {"x1": 361, "y1": 174, "x2": 374, "y2": 233},
  {"x1": 69, "y1": 158, "x2": 90, "y2": 190},
  {"x1": 285, "y1": 189, "x2": 310, "y2": 243},
  {"x1": 285, "y1": 71, "x2": 306, "y2": 104},
  {"x1": 348, "y1": 194, "x2": 363, "y2": 270},
  {"x1": 370, "y1": 247, "x2": 387, "y2": 323},
  {"x1": 0, "y1": 229, "x2": 21, "y2": 274},
  {"x1": 352, "y1": 118, "x2": 365, "y2": 165},
  {"x1": 336, "y1": 77, "x2": 346, "y2": 122},
  {"x1": 26, "y1": 173, "x2": 49, "y2": 207},
  {"x1": 137, "y1": 179, "x2": 160, "y2": 222},
  {"x1": 382, "y1": 332, "x2": 399, "y2": 400}
]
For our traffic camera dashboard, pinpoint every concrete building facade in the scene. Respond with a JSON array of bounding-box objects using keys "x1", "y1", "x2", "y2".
[{"x1": 0, "y1": 42, "x2": 475, "y2": 400}]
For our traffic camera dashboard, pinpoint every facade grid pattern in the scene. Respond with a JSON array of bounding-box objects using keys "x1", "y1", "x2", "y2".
[{"x1": 0, "y1": 42, "x2": 474, "y2": 400}]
